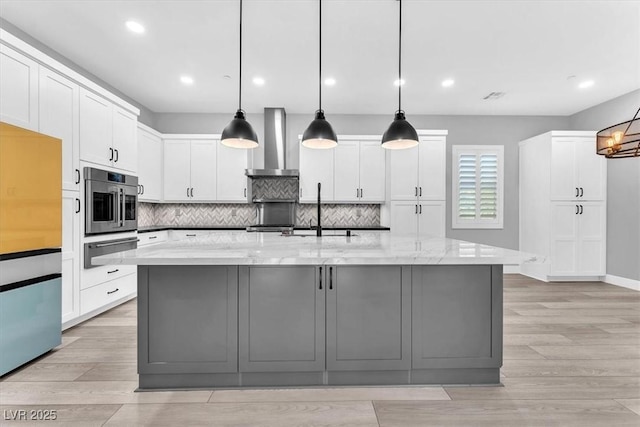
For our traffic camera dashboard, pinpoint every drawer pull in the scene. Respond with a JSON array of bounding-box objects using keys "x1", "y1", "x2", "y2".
[
  {"x1": 107, "y1": 288, "x2": 119, "y2": 295},
  {"x1": 186, "y1": 234, "x2": 197, "y2": 237},
  {"x1": 107, "y1": 269, "x2": 119, "y2": 274},
  {"x1": 149, "y1": 236, "x2": 158, "y2": 240}
]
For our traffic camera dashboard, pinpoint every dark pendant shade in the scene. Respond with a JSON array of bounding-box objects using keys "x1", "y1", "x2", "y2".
[
  {"x1": 381, "y1": 111, "x2": 419, "y2": 150},
  {"x1": 221, "y1": 109, "x2": 259, "y2": 149},
  {"x1": 301, "y1": 110, "x2": 338, "y2": 149},
  {"x1": 596, "y1": 107, "x2": 640, "y2": 158}
]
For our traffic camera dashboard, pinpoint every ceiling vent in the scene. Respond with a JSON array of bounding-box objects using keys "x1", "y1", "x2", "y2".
[{"x1": 483, "y1": 92, "x2": 506, "y2": 100}]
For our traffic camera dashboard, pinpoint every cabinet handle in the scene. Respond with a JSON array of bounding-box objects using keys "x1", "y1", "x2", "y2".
[
  {"x1": 187, "y1": 187, "x2": 190, "y2": 197},
  {"x1": 575, "y1": 205, "x2": 579, "y2": 215},
  {"x1": 109, "y1": 147, "x2": 114, "y2": 161},
  {"x1": 244, "y1": 188, "x2": 247, "y2": 197},
  {"x1": 114, "y1": 149, "x2": 119, "y2": 163},
  {"x1": 75, "y1": 169, "x2": 80, "y2": 184},
  {"x1": 419, "y1": 187, "x2": 422, "y2": 197},
  {"x1": 415, "y1": 205, "x2": 418, "y2": 214},
  {"x1": 360, "y1": 188, "x2": 363, "y2": 198},
  {"x1": 319, "y1": 266, "x2": 323, "y2": 290},
  {"x1": 419, "y1": 204, "x2": 422, "y2": 214},
  {"x1": 137, "y1": 185, "x2": 141, "y2": 195},
  {"x1": 186, "y1": 234, "x2": 196, "y2": 237},
  {"x1": 579, "y1": 204, "x2": 583, "y2": 215},
  {"x1": 580, "y1": 187, "x2": 584, "y2": 198},
  {"x1": 300, "y1": 188, "x2": 302, "y2": 197},
  {"x1": 141, "y1": 185, "x2": 145, "y2": 195},
  {"x1": 190, "y1": 188, "x2": 194, "y2": 198},
  {"x1": 356, "y1": 188, "x2": 359, "y2": 198},
  {"x1": 107, "y1": 288, "x2": 119, "y2": 295},
  {"x1": 107, "y1": 269, "x2": 119, "y2": 274},
  {"x1": 149, "y1": 236, "x2": 157, "y2": 240},
  {"x1": 415, "y1": 187, "x2": 418, "y2": 197},
  {"x1": 75, "y1": 198, "x2": 80, "y2": 214},
  {"x1": 575, "y1": 187, "x2": 579, "y2": 198},
  {"x1": 329, "y1": 266, "x2": 333, "y2": 290}
]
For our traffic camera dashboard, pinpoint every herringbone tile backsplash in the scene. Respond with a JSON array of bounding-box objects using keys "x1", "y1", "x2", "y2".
[{"x1": 139, "y1": 202, "x2": 380, "y2": 228}]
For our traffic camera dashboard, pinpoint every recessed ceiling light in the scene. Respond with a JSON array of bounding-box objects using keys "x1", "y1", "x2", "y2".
[
  {"x1": 394, "y1": 79, "x2": 405, "y2": 87},
  {"x1": 125, "y1": 20, "x2": 145, "y2": 34},
  {"x1": 252, "y1": 77, "x2": 265, "y2": 86},
  {"x1": 441, "y1": 79, "x2": 455, "y2": 88},
  {"x1": 578, "y1": 80, "x2": 594, "y2": 89},
  {"x1": 180, "y1": 75, "x2": 194, "y2": 85},
  {"x1": 324, "y1": 78, "x2": 336, "y2": 86}
]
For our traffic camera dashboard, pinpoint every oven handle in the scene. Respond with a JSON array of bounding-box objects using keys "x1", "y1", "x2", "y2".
[
  {"x1": 119, "y1": 188, "x2": 125, "y2": 227},
  {"x1": 94, "y1": 238, "x2": 140, "y2": 248}
]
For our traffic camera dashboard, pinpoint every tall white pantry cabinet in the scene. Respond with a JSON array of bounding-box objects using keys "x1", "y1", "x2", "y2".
[{"x1": 519, "y1": 131, "x2": 607, "y2": 281}]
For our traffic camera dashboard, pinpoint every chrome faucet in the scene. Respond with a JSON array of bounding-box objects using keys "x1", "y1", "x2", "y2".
[{"x1": 316, "y1": 182, "x2": 322, "y2": 237}]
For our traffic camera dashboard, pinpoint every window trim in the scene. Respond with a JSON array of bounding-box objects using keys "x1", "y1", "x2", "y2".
[{"x1": 452, "y1": 145, "x2": 504, "y2": 229}]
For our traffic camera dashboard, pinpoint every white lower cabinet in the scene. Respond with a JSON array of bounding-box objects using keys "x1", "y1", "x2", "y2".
[
  {"x1": 550, "y1": 202, "x2": 606, "y2": 277},
  {"x1": 81, "y1": 273, "x2": 136, "y2": 315},
  {"x1": 61, "y1": 191, "x2": 81, "y2": 325},
  {"x1": 81, "y1": 264, "x2": 136, "y2": 291},
  {"x1": 390, "y1": 201, "x2": 445, "y2": 237}
]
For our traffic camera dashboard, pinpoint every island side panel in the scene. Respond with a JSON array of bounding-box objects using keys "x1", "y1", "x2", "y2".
[
  {"x1": 138, "y1": 265, "x2": 238, "y2": 376},
  {"x1": 326, "y1": 265, "x2": 411, "y2": 372},
  {"x1": 411, "y1": 265, "x2": 502, "y2": 383}
]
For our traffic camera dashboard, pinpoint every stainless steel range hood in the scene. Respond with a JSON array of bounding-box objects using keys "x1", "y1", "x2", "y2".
[{"x1": 245, "y1": 108, "x2": 299, "y2": 178}]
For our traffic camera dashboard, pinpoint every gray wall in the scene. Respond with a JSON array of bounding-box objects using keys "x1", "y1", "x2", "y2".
[
  {"x1": 0, "y1": 18, "x2": 156, "y2": 128},
  {"x1": 569, "y1": 90, "x2": 640, "y2": 281},
  {"x1": 155, "y1": 111, "x2": 569, "y2": 250}
]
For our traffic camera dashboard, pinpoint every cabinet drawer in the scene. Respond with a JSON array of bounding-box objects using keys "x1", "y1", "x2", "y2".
[
  {"x1": 81, "y1": 264, "x2": 136, "y2": 290},
  {"x1": 138, "y1": 231, "x2": 168, "y2": 246},
  {"x1": 81, "y1": 273, "x2": 136, "y2": 315}
]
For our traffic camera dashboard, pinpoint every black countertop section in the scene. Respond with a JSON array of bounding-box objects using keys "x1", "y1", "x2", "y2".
[{"x1": 138, "y1": 226, "x2": 390, "y2": 233}]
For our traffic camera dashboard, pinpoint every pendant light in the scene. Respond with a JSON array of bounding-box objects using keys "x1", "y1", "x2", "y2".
[
  {"x1": 381, "y1": 0, "x2": 418, "y2": 150},
  {"x1": 596, "y1": 107, "x2": 640, "y2": 158},
  {"x1": 221, "y1": 0, "x2": 258, "y2": 149},
  {"x1": 301, "y1": 0, "x2": 337, "y2": 149}
]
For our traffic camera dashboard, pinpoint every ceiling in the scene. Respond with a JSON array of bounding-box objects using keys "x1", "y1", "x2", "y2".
[{"x1": 1, "y1": 0, "x2": 639, "y2": 116}]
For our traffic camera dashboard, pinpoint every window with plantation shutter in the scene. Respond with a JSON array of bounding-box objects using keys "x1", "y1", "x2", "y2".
[{"x1": 452, "y1": 145, "x2": 504, "y2": 229}]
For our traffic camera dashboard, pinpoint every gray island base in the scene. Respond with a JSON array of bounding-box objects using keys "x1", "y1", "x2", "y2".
[{"x1": 137, "y1": 264, "x2": 503, "y2": 390}]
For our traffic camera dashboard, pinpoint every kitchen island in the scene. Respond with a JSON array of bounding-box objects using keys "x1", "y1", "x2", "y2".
[{"x1": 94, "y1": 231, "x2": 540, "y2": 390}]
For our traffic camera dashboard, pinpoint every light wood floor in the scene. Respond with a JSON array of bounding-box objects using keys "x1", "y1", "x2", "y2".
[{"x1": 1, "y1": 274, "x2": 639, "y2": 426}]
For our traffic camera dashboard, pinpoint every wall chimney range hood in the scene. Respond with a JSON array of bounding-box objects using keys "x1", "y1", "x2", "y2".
[{"x1": 245, "y1": 108, "x2": 299, "y2": 178}]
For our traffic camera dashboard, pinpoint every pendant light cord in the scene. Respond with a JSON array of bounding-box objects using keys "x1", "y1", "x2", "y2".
[
  {"x1": 319, "y1": 0, "x2": 322, "y2": 112},
  {"x1": 239, "y1": 0, "x2": 243, "y2": 111},
  {"x1": 398, "y1": 0, "x2": 402, "y2": 113}
]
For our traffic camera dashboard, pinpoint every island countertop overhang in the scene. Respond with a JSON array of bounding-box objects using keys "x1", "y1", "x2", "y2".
[{"x1": 92, "y1": 231, "x2": 542, "y2": 266}]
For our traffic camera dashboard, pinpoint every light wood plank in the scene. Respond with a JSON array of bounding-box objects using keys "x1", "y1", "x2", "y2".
[
  {"x1": 2, "y1": 363, "x2": 96, "y2": 382},
  {"x1": 615, "y1": 399, "x2": 640, "y2": 416},
  {"x1": 530, "y1": 345, "x2": 640, "y2": 360},
  {"x1": 501, "y1": 359, "x2": 640, "y2": 377}
]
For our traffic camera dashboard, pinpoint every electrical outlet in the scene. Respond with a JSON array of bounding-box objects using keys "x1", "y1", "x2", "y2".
[
  {"x1": 356, "y1": 208, "x2": 362, "y2": 217},
  {"x1": 175, "y1": 208, "x2": 181, "y2": 216},
  {"x1": 231, "y1": 209, "x2": 237, "y2": 217}
]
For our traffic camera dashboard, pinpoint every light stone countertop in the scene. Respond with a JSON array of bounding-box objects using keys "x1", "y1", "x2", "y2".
[{"x1": 92, "y1": 230, "x2": 543, "y2": 266}]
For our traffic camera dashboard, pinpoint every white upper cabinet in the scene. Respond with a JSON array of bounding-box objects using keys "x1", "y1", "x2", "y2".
[
  {"x1": 137, "y1": 126, "x2": 162, "y2": 202},
  {"x1": 299, "y1": 143, "x2": 335, "y2": 203},
  {"x1": 390, "y1": 136, "x2": 446, "y2": 201},
  {"x1": 334, "y1": 139, "x2": 386, "y2": 203},
  {"x1": 216, "y1": 143, "x2": 248, "y2": 202},
  {"x1": 39, "y1": 68, "x2": 80, "y2": 191},
  {"x1": 163, "y1": 138, "x2": 218, "y2": 202},
  {"x1": 79, "y1": 88, "x2": 137, "y2": 172},
  {"x1": 550, "y1": 136, "x2": 606, "y2": 201},
  {"x1": 0, "y1": 45, "x2": 39, "y2": 131}
]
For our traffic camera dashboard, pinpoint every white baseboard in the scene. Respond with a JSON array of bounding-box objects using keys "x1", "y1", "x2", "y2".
[
  {"x1": 604, "y1": 274, "x2": 640, "y2": 291},
  {"x1": 503, "y1": 265, "x2": 521, "y2": 274},
  {"x1": 62, "y1": 293, "x2": 136, "y2": 331}
]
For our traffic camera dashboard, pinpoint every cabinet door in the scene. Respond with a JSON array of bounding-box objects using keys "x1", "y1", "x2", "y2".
[
  {"x1": 550, "y1": 138, "x2": 578, "y2": 201},
  {"x1": 137, "y1": 129, "x2": 162, "y2": 201},
  {"x1": 112, "y1": 107, "x2": 137, "y2": 173},
  {"x1": 39, "y1": 68, "x2": 79, "y2": 191},
  {"x1": 417, "y1": 137, "x2": 446, "y2": 200},
  {"x1": 389, "y1": 144, "x2": 419, "y2": 200},
  {"x1": 390, "y1": 201, "x2": 418, "y2": 235},
  {"x1": 139, "y1": 266, "x2": 237, "y2": 374},
  {"x1": 79, "y1": 89, "x2": 113, "y2": 168},
  {"x1": 0, "y1": 45, "x2": 39, "y2": 131},
  {"x1": 163, "y1": 139, "x2": 191, "y2": 202},
  {"x1": 326, "y1": 266, "x2": 410, "y2": 371},
  {"x1": 216, "y1": 142, "x2": 248, "y2": 202},
  {"x1": 299, "y1": 143, "x2": 334, "y2": 202},
  {"x1": 412, "y1": 266, "x2": 501, "y2": 369},
  {"x1": 239, "y1": 266, "x2": 325, "y2": 372},
  {"x1": 359, "y1": 140, "x2": 386, "y2": 202},
  {"x1": 577, "y1": 202, "x2": 606, "y2": 276},
  {"x1": 190, "y1": 140, "x2": 217, "y2": 201},
  {"x1": 333, "y1": 140, "x2": 360, "y2": 202},
  {"x1": 61, "y1": 191, "x2": 80, "y2": 325},
  {"x1": 550, "y1": 202, "x2": 579, "y2": 275},
  {"x1": 576, "y1": 137, "x2": 606, "y2": 201},
  {"x1": 418, "y1": 201, "x2": 446, "y2": 237}
]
